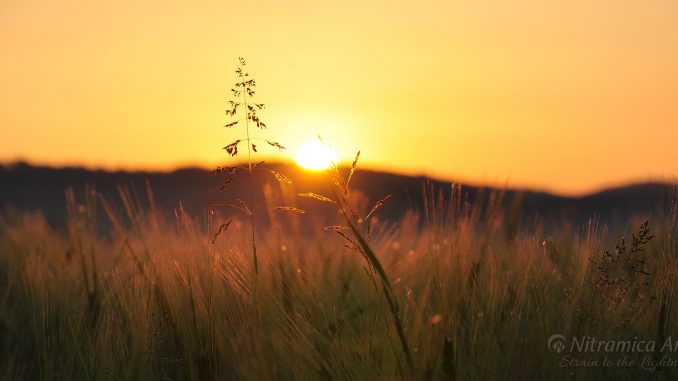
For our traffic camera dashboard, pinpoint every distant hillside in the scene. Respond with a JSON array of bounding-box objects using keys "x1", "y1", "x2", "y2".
[{"x1": 0, "y1": 162, "x2": 674, "y2": 231}]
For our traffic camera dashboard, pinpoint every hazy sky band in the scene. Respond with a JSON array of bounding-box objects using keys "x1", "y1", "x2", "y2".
[{"x1": 1, "y1": 0, "x2": 677, "y2": 195}]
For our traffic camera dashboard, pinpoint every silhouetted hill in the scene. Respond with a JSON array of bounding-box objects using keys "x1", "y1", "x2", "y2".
[{"x1": 0, "y1": 162, "x2": 674, "y2": 232}]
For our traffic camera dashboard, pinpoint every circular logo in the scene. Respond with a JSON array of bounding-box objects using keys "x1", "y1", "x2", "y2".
[{"x1": 548, "y1": 334, "x2": 567, "y2": 353}]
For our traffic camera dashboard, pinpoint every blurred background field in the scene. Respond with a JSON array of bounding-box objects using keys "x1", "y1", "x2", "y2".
[{"x1": 0, "y1": 163, "x2": 676, "y2": 380}]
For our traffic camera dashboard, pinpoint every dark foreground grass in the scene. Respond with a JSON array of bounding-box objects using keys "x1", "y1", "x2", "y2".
[{"x1": 0, "y1": 183, "x2": 677, "y2": 380}]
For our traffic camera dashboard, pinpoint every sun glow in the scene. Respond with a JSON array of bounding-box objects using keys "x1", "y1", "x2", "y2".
[{"x1": 295, "y1": 140, "x2": 338, "y2": 171}]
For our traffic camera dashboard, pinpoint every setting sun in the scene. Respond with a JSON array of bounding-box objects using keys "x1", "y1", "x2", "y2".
[{"x1": 295, "y1": 140, "x2": 338, "y2": 170}]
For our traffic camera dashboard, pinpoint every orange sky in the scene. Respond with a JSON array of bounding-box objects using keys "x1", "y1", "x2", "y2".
[{"x1": 1, "y1": 0, "x2": 677, "y2": 195}]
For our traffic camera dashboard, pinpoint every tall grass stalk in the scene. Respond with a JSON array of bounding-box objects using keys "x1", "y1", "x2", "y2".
[
  {"x1": 216, "y1": 57, "x2": 288, "y2": 312},
  {"x1": 301, "y1": 146, "x2": 415, "y2": 373}
]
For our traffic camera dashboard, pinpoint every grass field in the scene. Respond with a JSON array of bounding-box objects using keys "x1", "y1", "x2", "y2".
[{"x1": 1, "y1": 181, "x2": 677, "y2": 380}]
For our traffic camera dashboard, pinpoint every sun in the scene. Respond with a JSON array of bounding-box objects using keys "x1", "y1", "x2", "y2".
[{"x1": 295, "y1": 140, "x2": 338, "y2": 170}]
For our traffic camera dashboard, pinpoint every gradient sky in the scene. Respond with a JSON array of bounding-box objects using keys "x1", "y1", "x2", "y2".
[{"x1": 1, "y1": 0, "x2": 677, "y2": 195}]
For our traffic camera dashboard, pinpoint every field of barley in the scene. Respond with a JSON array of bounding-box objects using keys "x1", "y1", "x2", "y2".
[
  {"x1": 1, "y1": 178, "x2": 676, "y2": 380},
  {"x1": 3, "y1": 0, "x2": 678, "y2": 378}
]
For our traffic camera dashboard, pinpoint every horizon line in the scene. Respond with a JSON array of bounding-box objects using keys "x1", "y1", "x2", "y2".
[{"x1": 2, "y1": 158, "x2": 675, "y2": 199}]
